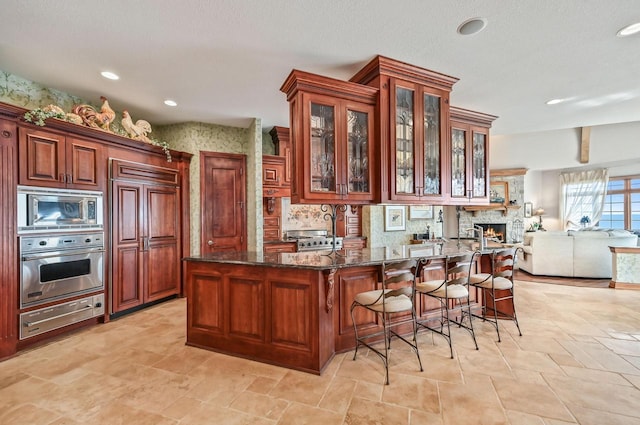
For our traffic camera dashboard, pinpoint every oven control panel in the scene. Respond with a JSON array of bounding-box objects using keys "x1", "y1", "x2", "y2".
[{"x1": 21, "y1": 232, "x2": 104, "y2": 254}]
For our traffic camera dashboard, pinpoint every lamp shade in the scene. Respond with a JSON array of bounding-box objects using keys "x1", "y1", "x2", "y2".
[{"x1": 533, "y1": 208, "x2": 545, "y2": 216}]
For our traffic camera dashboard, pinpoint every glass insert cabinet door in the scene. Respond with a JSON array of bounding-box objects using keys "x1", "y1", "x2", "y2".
[
  {"x1": 451, "y1": 127, "x2": 467, "y2": 197},
  {"x1": 395, "y1": 87, "x2": 415, "y2": 195},
  {"x1": 346, "y1": 109, "x2": 370, "y2": 194},
  {"x1": 308, "y1": 99, "x2": 373, "y2": 200},
  {"x1": 472, "y1": 132, "x2": 487, "y2": 198},
  {"x1": 392, "y1": 80, "x2": 444, "y2": 201},
  {"x1": 422, "y1": 93, "x2": 441, "y2": 196},
  {"x1": 310, "y1": 102, "x2": 336, "y2": 193}
]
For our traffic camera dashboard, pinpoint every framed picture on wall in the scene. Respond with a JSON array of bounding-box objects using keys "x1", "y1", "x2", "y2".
[
  {"x1": 409, "y1": 205, "x2": 433, "y2": 220},
  {"x1": 524, "y1": 202, "x2": 533, "y2": 218},
  {"x1": 489, "y1": 181, "x2": 509, "y2": 204},
  {"x1": 384, "y1": 206, "x2": 406, "y2": 231}
]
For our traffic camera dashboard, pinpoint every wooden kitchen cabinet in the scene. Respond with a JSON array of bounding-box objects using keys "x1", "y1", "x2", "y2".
[
  {"x1": 262, "y1": 155, "x2": 290, "y2": 197},
  {"x1": 111, "y1": 160, "x2": 181, "y2": 314},
  {"x1": 351, "y1": 56, "x2": 458, "y2": 204},
  {"x1": 263, "y1": 242, "x2": 297, "y2": 253},
  {"x1": 280, "y1": 70, "x2": 378, "y2": 204},
  {"x1": 448, "y1": 107, "x2": 497, "y2": 204},
  {"x1": 269, "y1": 126, "x2": 292, "y2": 185},
  {"x1": 18, "y1": 126, "x2": 103, "y2": 190}
]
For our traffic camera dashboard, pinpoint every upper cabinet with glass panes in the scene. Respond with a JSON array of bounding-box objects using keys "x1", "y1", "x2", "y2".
[
  {"x1": 280, "y1": 69, "x2": 378, "y2": 204},
  {"x1": 448, "y1": 106, "x2": 497, "y2": 205},
  {"x1": 351, "y1": 56, "x2": 458, "y2": 204}
]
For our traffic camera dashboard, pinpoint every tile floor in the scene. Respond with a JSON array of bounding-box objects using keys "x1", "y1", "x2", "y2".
[{"x1": 1, "y1": 280, "x2": 640, "y2": 425}]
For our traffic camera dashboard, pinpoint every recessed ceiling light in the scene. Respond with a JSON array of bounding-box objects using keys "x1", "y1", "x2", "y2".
[
  {"x1": 546, "y1": 98, "x2": 566, "y2": 105},
  {"x1": 616, "y1": 22, "x2": 640, "y2": 37},
  {"x1": 457, "y1": 18, "x2": 487, "y2": 35},
  {"x1": 100, "y1": 71, "x2": 119, "y2": 80},
  {"x1": 164, "y1": 100, "x2": 177, "y2": 107}
]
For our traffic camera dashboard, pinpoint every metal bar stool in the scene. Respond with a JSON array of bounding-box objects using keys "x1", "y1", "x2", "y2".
[
  {"x1": 415, "y1": 253, "x2": 479, "y2": 359},
  {"x1": 469, "y1": 247, "x2": 522, "y2": 342},
  {"x1": 350, "y1": 259, "x2": 423, "y2": 385}
]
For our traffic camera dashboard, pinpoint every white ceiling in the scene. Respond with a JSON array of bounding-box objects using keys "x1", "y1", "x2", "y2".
[{"x1": 1, "y1": 1, "x2": 639, "y2": 137}]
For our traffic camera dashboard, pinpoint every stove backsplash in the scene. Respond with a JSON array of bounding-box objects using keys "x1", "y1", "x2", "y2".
[{"x1": 282, "y1": 199, "x2": 332, "y2": 232}]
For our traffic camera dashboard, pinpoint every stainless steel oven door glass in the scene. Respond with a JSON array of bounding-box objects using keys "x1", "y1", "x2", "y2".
[
  {"x1": 17, "y1": 185, "x2": 103, "y2": 233},
  {"x1": 20, "y1": 233, "x2": 104, "y2": 308}
]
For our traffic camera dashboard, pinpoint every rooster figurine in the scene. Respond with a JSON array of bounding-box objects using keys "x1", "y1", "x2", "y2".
[
  {"x1": 121, "y1": 110, "x2": 152, "y2": 142},
  {"x1": 72, "y1": 96, "x2": 116, "y2": 131}
]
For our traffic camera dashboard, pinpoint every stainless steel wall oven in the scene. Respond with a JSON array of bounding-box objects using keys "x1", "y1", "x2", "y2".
[{"x1": 19, "y1": 232, "x2": 105, "y2": 339}]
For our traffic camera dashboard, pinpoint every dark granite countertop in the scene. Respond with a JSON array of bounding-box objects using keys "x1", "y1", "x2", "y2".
[{"x1": 183, "y1": 241, "x2": 497, "y2": 271}]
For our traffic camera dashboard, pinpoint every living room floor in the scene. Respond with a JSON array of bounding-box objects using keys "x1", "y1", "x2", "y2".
[{"x1": 1, "y1": 280, "x2": 639, "y2": 425}]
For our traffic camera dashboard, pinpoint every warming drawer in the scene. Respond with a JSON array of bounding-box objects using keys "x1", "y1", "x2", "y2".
[{"x1": 20, "y1": 294, "x2": 104, "y2": 340}]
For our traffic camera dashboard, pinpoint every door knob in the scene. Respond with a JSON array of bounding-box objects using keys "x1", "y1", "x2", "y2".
[{"x1": 207, "y1": 240, "x2": 214, "y2": 246}]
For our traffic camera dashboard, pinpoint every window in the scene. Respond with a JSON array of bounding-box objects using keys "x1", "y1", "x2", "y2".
[
  {"x1": 599, "y1": 176, "x2": 640, "y2": 231},
  {"x1": 560, "y1": 169, "x2": 608, "y2": 230}
]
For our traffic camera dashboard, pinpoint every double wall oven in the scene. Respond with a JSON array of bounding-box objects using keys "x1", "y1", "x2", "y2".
[{"x1": 17, "y1": 186, "x2": 105, "y2": 340}]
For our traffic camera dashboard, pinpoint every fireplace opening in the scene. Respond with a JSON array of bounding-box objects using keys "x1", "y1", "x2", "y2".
[{"x1": 475, "y1": 223, "x2": 506, "y2": 243}]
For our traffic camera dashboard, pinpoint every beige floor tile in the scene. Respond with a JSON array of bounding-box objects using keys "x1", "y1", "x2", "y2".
[
  {"x1": 344, "y1": 397, "x2": 409, "y2": 425},
  {"x1": 354, "y1": 380, "x2": 384, "y2": 401},
  {"x1": 178, "y1": 399, "x2": 275, "y2": 425},
  {"x1": 247, "y1": 376, "x2": 280, "y2": 394},
  {"x1": 229, "y1": 391, "x2": 289, "y2": 420},
  {"x1": 318, "y1": 376, "x2": 357, "y2": 413},
  {"x1": 0, "y1": 403, "x2": 62, "y2": 425},
  {"x1": 279, "y1": 402, "x2": 345, "y2": 425},
  {"x1": 567, "y1": 403, "x2": 640, "y2": 425},
  {"x1": 160, "y1": 395, "x2": 203, "y2": 420},
  {"x1": 410, "y1": 409, "x2": 443, "y2": 424},
  {"x1": 596, "y1": 336, "x2": 640, "y2": 356},
  {"x1": 270, "y1": 370, "x2": 333, "y2": 406},
  {"x1": 505, "y1": 410, "x2": 546, "y2": 424},
  {"x1": 492, "y1": 376, "x2": 574, "y2": 421},
  {"x1": 381, "y1": 372, "x2": 439, "y2": 413},
  {"x1": 440, "y1": 375, "x2": 509, "y2": 425},
  {"x1": 543, "y1": 373, "x2": 640, "y2": 419},
  {"x1": 560, "y1": 364, "x2": 633, "y2": 386}
]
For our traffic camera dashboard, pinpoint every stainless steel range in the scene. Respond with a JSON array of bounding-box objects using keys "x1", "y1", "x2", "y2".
[{"x1": 286, "y1": 229, "x2": 343, "y2": 252}]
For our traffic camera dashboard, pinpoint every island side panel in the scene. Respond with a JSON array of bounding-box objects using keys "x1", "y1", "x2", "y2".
[{"x1": 185, "y1": 260, "x2": 334, "y2": 374}]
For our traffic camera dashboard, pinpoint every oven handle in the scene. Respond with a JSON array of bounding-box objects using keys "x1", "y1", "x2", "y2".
[
  {"x1": 23, "y1": 305, "x2": 95, "y2": 327},
  {"x1": 22, "y1": 248, "x2": 105, "y2": 261}
]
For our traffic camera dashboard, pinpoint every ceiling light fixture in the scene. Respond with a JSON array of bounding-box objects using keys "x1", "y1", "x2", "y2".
[
  {"x1": 100, "y1": 71, "x2": 119, "y2": 80},
  {"x1": 457, "y1": 17, "x2": 487, "y2": 35},
  {"x1": 616, "y1": 22, "x2": 640, "y2": 37},
  {"x1": 164, "y1": 100, "x2": 177, "y2": 107},
  {"x1": 545, "y1": 98, "x2": 565, "y2": 105}
]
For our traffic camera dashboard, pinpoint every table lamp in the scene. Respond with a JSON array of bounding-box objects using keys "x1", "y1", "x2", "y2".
[{"x1": 533, "y1": 208, "x2": 546, "y2": 231}]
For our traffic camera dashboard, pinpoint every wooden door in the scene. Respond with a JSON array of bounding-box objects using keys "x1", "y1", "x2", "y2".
[
  {"x1": 111, "y1": 180, "x2": 144, "y2": 313},
  {"x1": 145, "y1": 184, "x2": 180, "y2": 302},
  {"x1": 18, "y1": 127, "x2": 66, "y2": 187},
  {"x1": 201, "y1": 152, "x2": 246, "y2": 253}
]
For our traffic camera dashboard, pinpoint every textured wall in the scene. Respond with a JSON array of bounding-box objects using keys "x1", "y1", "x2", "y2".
[
  {"x1": 0, "y1": 70, "x2": 85, "y2": 111},
  {"x1": 364, "y1": 205, "x2": 443, "y2": 248}
]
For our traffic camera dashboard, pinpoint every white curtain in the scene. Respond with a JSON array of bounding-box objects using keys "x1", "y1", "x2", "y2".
[{"x1": 560, "y1": 169, "x2": 609, "y2": 230}]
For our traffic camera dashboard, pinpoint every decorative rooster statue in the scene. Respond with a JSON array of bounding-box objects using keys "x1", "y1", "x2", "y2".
[
  {"x1": 121, "y1": 110, "x2": 152, "y2": 142},
  {"x1": 72, "y1": 96, "x2": 116, "y2": 131}
]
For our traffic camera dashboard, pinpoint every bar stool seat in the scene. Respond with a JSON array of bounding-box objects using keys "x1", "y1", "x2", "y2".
[
  {"x1": 353, "y1": 289, "x2": 413, "y2": 313},
  {"x1": 469, "y1": 273, "x2": 513, "y2": 290},
  {"x1": 416, "y1": 281, "x2": 469, "y2": 299}
]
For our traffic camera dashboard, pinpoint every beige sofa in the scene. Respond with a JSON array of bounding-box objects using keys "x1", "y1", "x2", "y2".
[{"x1": 518, "y1": 229, "x2": 638, "y2": 278}]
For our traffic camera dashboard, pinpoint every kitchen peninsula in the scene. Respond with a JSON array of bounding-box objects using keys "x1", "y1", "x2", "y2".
[{"x1": 184, "y1": 243, "x2": 482, "y2": 374}]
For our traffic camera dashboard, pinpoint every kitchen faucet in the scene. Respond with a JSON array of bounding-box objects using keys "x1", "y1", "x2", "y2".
[{"x1": 465, "y1": 225, "x2": 486, "y2": 250}]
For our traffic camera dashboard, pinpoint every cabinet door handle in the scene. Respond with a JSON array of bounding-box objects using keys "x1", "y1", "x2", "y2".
[
  {"x1": 59, "y1": 173, "x2": 66, "y2": 183},
  {"x1": 144, "y1": 237, "x2": 149, "y2": 251},
  {"x1": 207, "y1": 240, "x2": 214, "y2": 246},
  {"x1": 67, "y1": 174, "x2": 73, "y2": 184}
]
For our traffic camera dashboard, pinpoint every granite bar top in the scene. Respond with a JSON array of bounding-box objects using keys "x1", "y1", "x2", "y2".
[{"x1": 183, "y1": 241, "x2": 504, "y2": 271}]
